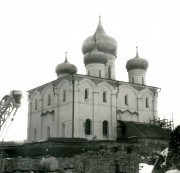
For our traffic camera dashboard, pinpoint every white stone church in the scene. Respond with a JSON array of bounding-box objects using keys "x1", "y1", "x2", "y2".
[{"x1": 27, "y1": 18, "x2": 160, "y2": 143}]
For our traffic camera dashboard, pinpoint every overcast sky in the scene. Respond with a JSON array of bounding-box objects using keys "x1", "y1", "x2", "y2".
[{"x1": 0, "y1": 0, "x2": 180, "y2": 141}]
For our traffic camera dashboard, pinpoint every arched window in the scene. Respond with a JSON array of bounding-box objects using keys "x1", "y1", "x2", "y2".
[
  {"x1": 103, "y1": 121, "x2": 108, "y2": 136},
  {"x1": 85, "y1": 119, "x2": 91, "y2": 135},
  {"x1": 47, "y1": 126, "x2": 50, "y2": 139},
  {"x1": 35, "y1": 99, "x2": 37, "y2": 110},
  {"x1": 48, "y1": 94, "x2": 51, "y2": 106},
  {"x1": 33, "y1": 129, "x2": 37, "y2": 142},
  {"x1": 103, "y1": 91, "x2": 107, "y2": 102},
  {"x1": 125, "y1": 94, "x2": 128, "y2": 105},
  {"x1": 146, "y1": 97, "x2": 149, "y2": 108}
]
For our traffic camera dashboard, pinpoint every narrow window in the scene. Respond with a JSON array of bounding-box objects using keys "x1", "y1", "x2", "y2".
[
  {"x1": 103, "y1": 121, "x2": 108, "y2": 136},
  {"x1": 108, "y1": 67, "x2": 111, "y2": 79},
  {"x1": 132, "y1": 77, "x2": 134, "y2": 83},
  {"x1": 85, "y1": 88, "x2": 89, "y2": 100},
  {"x1": 47, "y1": 126, "x2": 50, "y2": 139},
  {"x1": 142, "y1": 77, "x2": 144, "y2": 85},
  {"x1": 63, "y1": 90, "x2": 66, "y2": 102},
  {"x1": 48, "y1": 94, "x2": 51, "y2": 106},
  {"x1": 34, "y1": 129, "x2": 37, "y2": 142},
  {"x1": 103, "y1": 91, "x2": 107, "y2": 102},
  {"x1": 125, "y1": 94, "x2": 128, "y2": 105},
  {"x1": 35, "y1": 99, "x2": 37, "y2": 110},
  {"x1": 99, "y1": 70, "x2": 101, "y2": 78},
  {"x1": 85, "y1": 119, "x2": 91, "y2": 135},
  {"x1": 146, "y1": 97, "x2": 149, "y2": 108},
  {"x1": 88, "y1": 70, "x2": 90, "y2": 76}
]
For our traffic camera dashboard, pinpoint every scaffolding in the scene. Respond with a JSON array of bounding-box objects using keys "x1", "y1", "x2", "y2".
[{"x1": 150, "y1": 116, "x2": 174, "y2": 131}]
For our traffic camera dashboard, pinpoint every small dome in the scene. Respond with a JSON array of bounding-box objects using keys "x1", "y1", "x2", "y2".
[
  {"x1": 84, "y1": 47, "x2": 108, "y2": 66},
  {"x1": 82, "y1": 17, "x2": 117, "y2": 57},
  {"x1": 126, "y1": 47, "x2": 149, "y2": 71},
  {"x1": 55, "y1": 52, "x2": 77, "y2": 76}
]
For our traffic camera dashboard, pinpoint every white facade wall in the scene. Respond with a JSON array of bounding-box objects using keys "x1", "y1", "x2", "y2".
[
  {"x1": 117, "y1": 85, "x2": 139, "y2": 122},
  {"x1": 27, "y1": 76, "x2": 158, "y2": 142}
]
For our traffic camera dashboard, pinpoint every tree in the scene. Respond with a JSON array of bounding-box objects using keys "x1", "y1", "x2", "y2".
[{"x1": 167, "y1": 125, "x2": 180, "y2": 169}]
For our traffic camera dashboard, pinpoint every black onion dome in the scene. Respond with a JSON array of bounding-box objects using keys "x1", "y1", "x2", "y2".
[
  {"x1": 84, "y1": 47, "x2": 108, "y2": 66},
  {"x1": 126, "y1": 47, "x2": 149, "y2": 71},
  {"x1": 82, "y1": 17, "x2": 117, "y2": 57},
  {"x1": 55, "y1": 52, "x2": 77, "y2": 76}
]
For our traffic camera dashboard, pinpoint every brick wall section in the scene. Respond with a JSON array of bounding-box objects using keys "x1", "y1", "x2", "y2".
[{"x1": 0, "y1": 149, "x2": 139, "y2": 173}]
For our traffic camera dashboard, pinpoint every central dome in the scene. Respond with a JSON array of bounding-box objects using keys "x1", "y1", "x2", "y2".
[{"x1": 82, "y1": 17, "x2": 117, "y2": 57}]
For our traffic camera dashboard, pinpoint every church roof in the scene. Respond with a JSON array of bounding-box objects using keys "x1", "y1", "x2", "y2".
[{"x1": 118, "y1": 121, "x2": 170, "y2": 140}]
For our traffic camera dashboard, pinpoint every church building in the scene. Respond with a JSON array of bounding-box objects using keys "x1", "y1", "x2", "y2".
[{"x1": 27, "y1": 18, "x2": 160, "y2": 143}]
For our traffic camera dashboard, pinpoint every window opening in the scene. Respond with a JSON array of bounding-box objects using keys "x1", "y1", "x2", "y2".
[
  {"x1": 85, "y1": 119, "x2": 91, "y2": 135},
  {"x1": 99, "y1": 70, "x2": 101, "y2": 78},
  {"x1": 142, "y1": 77, "x2": 144, "y2": 85},
  {"x1": 85, "y1": 88, "x2": 89, "y2": 100},
  {"x1": 34, "y1": 129, "x2": 37, "y2": 142},
  {"x1": 125, "y1": 94, "x2": 128, "y2": 105},
  {"x1": 108, "y1": 67, "x2": 111, "y2": 79},
  {"x1": 103, "y1": 121, "x2": 108, "y2": 136},
  {"x1": 48, "y1": 94, "x2": 51, "y2": 106},
  {"x1": 47, "y1": 126, "x2": 50, "y2": 139},
  {"x1": 62, "y1": 123, "x2": 66, "y2": 137},
  {"x1": 35, "y1": 99, "x2": 37, "y2": 110},
  {"x1": 63, "y1": 90, "x2": 66, "y2": 102},
  {"x1": 146, "y1": 97, "x2": 149, "y2": 108},
  {"x1": 103, "y1": 91, "x2": 107, "y2": 102},
  {"x1": 132, "y1": 77, "x2": 134, "y2": 83}
]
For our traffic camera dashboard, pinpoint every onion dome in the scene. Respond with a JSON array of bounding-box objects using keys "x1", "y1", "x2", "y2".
[
  {"x1": 84, "y1": 47, "x2": 108, "y2": 66},
  {"x1": 126, "y1": 47, "x2": 149, "y2": 71},
  {"x1": 82, "y1": 16, "x2": 117, "y2": 57},
  {"x1": 55, "y1": 52, "x2": 77, "y2": 76}
]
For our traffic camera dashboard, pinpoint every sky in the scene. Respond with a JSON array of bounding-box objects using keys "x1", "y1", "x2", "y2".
[{"x1": 0, "y1": 0, "x2": 180, "y2": 141}]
